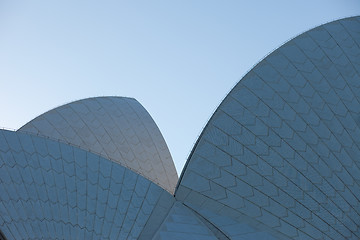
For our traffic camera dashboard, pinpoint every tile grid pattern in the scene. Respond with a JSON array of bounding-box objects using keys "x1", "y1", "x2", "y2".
[
  {"x1": 152, "y1": 201, "x2": 219, "y2": 240},
  {"x1": 0, "y1": 130, "x2": 168, "y2": 240},
  {"x1": 176, "y1": 17, "x2": 360, "y2": 240},
  {"x1": 19, "y1": 97, "x2": 178, "y2": 194}
]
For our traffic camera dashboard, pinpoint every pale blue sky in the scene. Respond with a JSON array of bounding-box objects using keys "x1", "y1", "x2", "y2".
[{"x1": 0, "y1": 1, "x2": 359, "y2": 174}]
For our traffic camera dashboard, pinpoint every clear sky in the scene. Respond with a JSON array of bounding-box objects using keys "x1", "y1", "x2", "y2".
[{"x1": 0, "y1": 1, "x2": 359, "y2": 174}]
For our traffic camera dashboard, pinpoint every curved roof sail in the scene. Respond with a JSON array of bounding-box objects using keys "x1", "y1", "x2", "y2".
[
  {"x1": 19, "y1": 97, "x2": 178, "y2": 193},
  {"x1": 176, "y1": 16, "x2": 360, "y2": 239},
  {"x1": 0, "y1": 129, "x2": 171, "y2": 239}
]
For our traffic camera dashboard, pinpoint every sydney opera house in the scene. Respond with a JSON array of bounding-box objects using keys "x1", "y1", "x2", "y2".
[{"x1": 1, "y1": 16, "x2": 360, "y2": 239}]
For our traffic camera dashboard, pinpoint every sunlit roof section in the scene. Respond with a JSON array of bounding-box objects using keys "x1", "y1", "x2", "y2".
[{"x1": 19, "y1": 97, "x2": 178, "y2": 193}]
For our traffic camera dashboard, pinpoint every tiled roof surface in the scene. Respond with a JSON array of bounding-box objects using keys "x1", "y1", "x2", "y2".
[
  {"x1": 0, "y1": 130, "x2": 170, "y2": 239},
  {"x1": 152, "y1": 201, "x2": 219, "y2": 240},
  {"x1": 19, "y1": 97, "x2": 178, "y2": 193},
  {"x1": 176, "y1": 16, "x2": 360, "y2": 239}
]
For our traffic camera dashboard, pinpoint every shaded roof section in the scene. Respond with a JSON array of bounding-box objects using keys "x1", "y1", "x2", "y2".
[
  {"x1": 150, "y1": 202, "x2": 223, "y2": 240},
  {"x1": 176, "y1": 16, "x2": 360, "y2": 239},
  {"x1": 0, "y1": 129, "x2": 172, "y2": 240},
  {"x1": 18, "y1": 97, "x2": 178, "y2": 193},
  {"x1": 0, "y1": 130, "x2": 221, "y2": 240}
]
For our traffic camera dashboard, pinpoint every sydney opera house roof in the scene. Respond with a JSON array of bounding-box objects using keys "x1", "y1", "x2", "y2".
[
  {"x1": 0, "y1": 16, "x2": 360, "y2": 239},
  {"x1": 19, "y1": 97, "x2": 178, "y2": 194}
]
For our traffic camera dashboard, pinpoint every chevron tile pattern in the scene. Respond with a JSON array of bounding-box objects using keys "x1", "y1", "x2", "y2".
[
  {"x1": 19, "y1": 97, "x2": 178, "y2": 194},
  {"x1": 0, "y1": 130, "x2": 172, "y2": 239},
  {"x1": 176, "y1": 17, "x2": 360, "y2": 240}
]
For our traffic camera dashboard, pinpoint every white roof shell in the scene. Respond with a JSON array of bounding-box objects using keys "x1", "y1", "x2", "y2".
[{"x1": 19, "y1": 97, "x2": 178, "y2": 193}]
